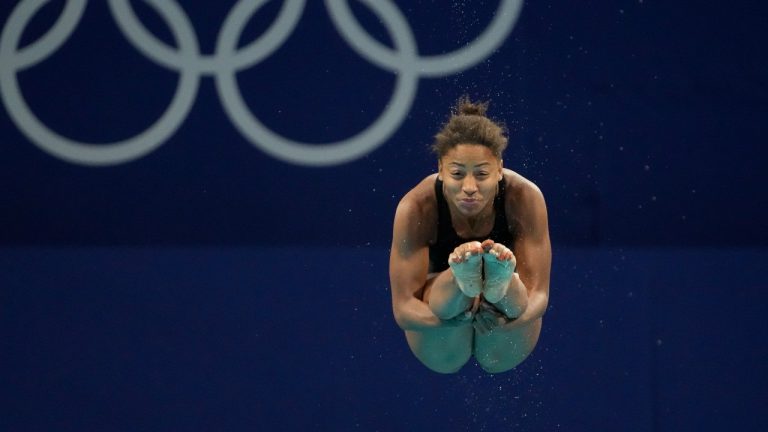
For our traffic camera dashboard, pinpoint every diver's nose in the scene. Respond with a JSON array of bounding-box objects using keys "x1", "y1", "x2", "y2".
[{"x1": 462, "y1": 176, "x2": 478, "y2": 195}]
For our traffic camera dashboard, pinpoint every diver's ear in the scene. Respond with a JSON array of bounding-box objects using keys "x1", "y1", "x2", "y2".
[
  {"x1": 437, "y1": 159, "x2": 443, "y2": 180},
  {"x1": 498, "y1": 159, "x2": 504, "y2": 181}
]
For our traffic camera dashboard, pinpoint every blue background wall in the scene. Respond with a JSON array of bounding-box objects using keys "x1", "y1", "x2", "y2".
[{"x1": 2, "y1": 1, "x2": 766, "y2": 430}]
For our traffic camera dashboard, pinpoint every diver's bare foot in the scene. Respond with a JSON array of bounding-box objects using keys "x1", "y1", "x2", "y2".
[
  {"x1": 483, "y1": 243, "x2": 516, "y2": 303},
  {"x1": 448, "y1": 241, "x2": 484, "y2": 297}
]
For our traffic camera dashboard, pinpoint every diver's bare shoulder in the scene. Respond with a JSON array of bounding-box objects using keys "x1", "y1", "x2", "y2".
[
  {"x1": 501, "y1": 168, "x2": 547, "y2": 233},
  {"x1": 396, "y1": 174, "x2": 440, "y2": 245}
]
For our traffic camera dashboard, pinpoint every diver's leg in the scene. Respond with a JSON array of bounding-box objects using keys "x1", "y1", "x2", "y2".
[
  {"x1": 405, "y1": 275, "x2": 475, "y2": 374},
  {"x1": 474, "y1": 242, "x2": 538, "y2": 374},
  {"x1": 474, "y1": 312, "x2": 542, "y2": 374}
]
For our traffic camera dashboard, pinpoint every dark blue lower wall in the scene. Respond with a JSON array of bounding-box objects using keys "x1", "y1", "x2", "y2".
[{"x1": 2, "y1": 247, "x2": 765, "y2": 430}]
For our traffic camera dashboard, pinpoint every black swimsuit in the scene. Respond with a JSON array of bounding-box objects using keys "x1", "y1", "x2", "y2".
[{"x1": 428, "y1": 177, "x2": 515, "y2": 272}]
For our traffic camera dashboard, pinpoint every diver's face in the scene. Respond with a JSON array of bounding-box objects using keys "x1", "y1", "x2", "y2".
[{"x1": 439, "y1": 144, "x2": 503, "y2": 218}]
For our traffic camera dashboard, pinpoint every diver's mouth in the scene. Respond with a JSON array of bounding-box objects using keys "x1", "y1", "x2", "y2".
[{"x1": 458, "y1": 198, "x2": 481, "y2": 210}]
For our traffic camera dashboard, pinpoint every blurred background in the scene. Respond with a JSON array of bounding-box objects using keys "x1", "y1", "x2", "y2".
[{"x1": 1, "y1": 1, "x2": 766, "y2": 430}]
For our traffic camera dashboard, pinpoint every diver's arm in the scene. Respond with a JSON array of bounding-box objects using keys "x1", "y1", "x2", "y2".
[
  {"x1": 389, "y1": 199, "x2": 470, "y2": 330},
  {"x1": 502, "y1": 182, "x2": 551, "y2": 329}
]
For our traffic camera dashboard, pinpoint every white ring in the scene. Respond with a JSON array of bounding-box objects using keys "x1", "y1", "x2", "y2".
[
  {"x1": 110, "y1": 0, "x2": 306, "y2": 75},
  {"x1": 0, "y1": 0, "x2": 523, "y2": 166},
  {"x1": 216, "y1": 0, "x2": 419, "y2": 166},
  {"x1": 4, "y1": 0, "x2": 86, "y2": 70},
  {"x1": 0, "y1": 0, "x2": 200, "y2": 166},
  {"x1": 327, "y1": 0, "x2": 524, "y2": 77}
]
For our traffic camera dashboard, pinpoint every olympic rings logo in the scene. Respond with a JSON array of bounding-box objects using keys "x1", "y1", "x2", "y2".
[{"x1": 0, "y1": 0, "x2": 523, "y2": 166}]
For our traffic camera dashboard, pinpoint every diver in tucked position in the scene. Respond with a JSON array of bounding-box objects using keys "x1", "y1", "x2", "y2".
[{"x1": 389, "y1": 97, "x2": 551, "y2": 374}]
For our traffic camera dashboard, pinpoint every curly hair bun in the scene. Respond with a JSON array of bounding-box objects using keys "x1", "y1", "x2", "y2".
[
  {"x1": 456, "y1": 96, "x2": 489, "y2": 116},
  {"x1": 432, "y1": 95, "x2": 508, "y2": 158}
]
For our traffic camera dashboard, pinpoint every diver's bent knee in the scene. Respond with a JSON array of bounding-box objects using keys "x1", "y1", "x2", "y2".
[
  {"x1": 425, "y1": 358, "x2": 470, "y2": 374},
  {"x1": 475, "y1": 335, "x2": 540, "y2": 373},
  {"x1": 417, "y1": 350, "x2": 472, "y2": 374},
  {"x1": 476, "y1": 355, "x2": 526, "y2": 374}
]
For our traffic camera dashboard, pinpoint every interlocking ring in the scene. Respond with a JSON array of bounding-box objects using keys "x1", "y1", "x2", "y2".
[{"x1": 0, "y1": 0, "x2": 523, "y2": 166}]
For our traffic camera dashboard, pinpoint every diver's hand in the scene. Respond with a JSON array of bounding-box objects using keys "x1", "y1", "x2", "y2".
[{"x1": 473, "y1": 301, "x2": 513, "y2": 336}]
